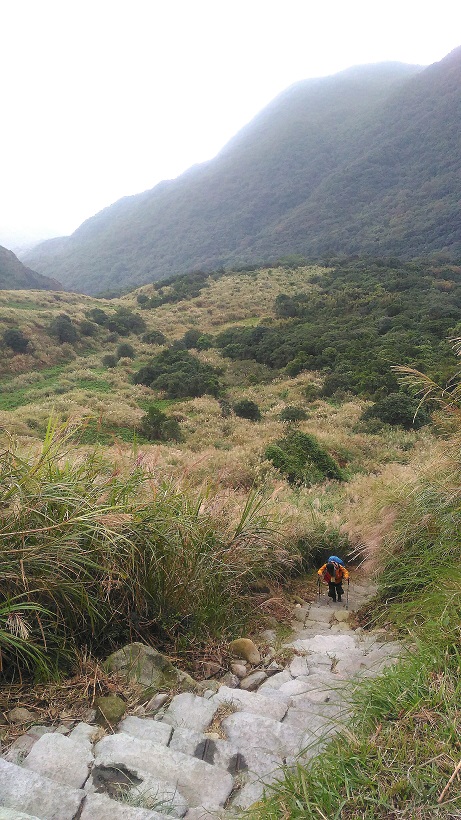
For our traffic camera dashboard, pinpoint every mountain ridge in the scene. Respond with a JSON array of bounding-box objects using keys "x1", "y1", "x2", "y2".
[
  {"x1": 24, "y1": 50, "x2": 461, "y2": 294},
  {"x1": 0, "y1": 245, "x2": 62, "y2": 291}
]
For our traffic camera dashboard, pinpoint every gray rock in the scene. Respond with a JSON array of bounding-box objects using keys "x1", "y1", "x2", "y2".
[
  {"x1": 231, "y1": 780, "x2": 268, "y2": 810},
  {"x1": 69, "y1": 721, "x2": 104, "y2": 746},
  {"x1": 3, "y1": 734, "x2": 39, "y2": 765},
  {"x1": 218, "y1": 673, "x2": 240, "y2": 688},
  {"x1": 305, "y1": 606, "x2": 334, "y2": 624},
  {"x1": 292, "y1": 605, "x2": 310, "y2": 623},
  {"x1": 144, "y1": 693, "x2": 170, "y2": 713},
  {"x1": 239, "y1": 671, "x2": 268, "y2": 691},
  {"x1": 23, "y1": 731, "x2": 93, "y2": 789},
  {"x1": 230, "y1": 663, "x2": 247, "y2": 678},
  {"x1": 169, "y1": 727, "x2": 240, "y2": 772},
  {"x1": 0, "y1": 758, "x2": 84, "y2": 819},
  {"x1": 7, "y1": 708, "x2": 34, "y2": 725},
  {"x1": 119, "y1": 716, "x2": 173, "y2": 745},
  {"x1": 258, "y1": 670, "x2": 292, "y2": 692},
  {"x1": 287, "y1": 673, "x2": 348, "y2": 705},
  {"x1": 265, "y1": 660, "x2": 283, "y2": 675},
  {"x1": 288, "y1": 656, "x2": 310, "y2": 677},
  {"x1": 333, "y1": 610, "x2": 351, "y2": 623},
  {"x1": 104, "y1": 642, "x2": 196, "y2": 692},
  {"x1": 94, "y1": 732, "x2": 233, "y2": 810},
  {"x1": 222, "y1": 711, "x2": 305, "y2": 763},
  {"x1": 80, "y1": 793, "x2": 172, "y2": 819},
  {"x1": 0, "y1": 811, "x2": 41, "y2": 820},
  {"x1": 289, "y1": 634, "x2": 358, "y2": 656},
  {"x1": 162, "y1": 693, "x2": 218, "y2": 733},
  {"x1": 212, "y1": 686, "x2": 288, "y2": 721},
  {"x1": 259, "y1": 629, "x2": 277, "y2": 644}
]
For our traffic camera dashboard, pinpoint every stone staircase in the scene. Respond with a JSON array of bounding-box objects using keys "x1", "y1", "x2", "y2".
[{"x1": 0, "y1": 580, "x2": 402, "y2": 820}]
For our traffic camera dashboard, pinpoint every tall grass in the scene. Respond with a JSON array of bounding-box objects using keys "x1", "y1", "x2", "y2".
[
  {"x1": 0, "y1": 419, "x2": 297, "y2": 680},
  {"x1": 249, "y1": 354, "x2": 461, "y2": 819}
]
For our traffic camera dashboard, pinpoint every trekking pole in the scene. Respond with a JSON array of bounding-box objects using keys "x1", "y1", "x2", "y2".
[
  {"x1": 346, "y1": 577, "x2": 350, "y2": 610},
  {"x1": 317, "y1": 576, "x2": 321, "y2": 604}
]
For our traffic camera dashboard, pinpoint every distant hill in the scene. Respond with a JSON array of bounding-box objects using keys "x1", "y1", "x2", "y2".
[
  {"x1": 24, "y1": 48, "x2": 461, "y2": 295},
  {"x1": 0, "y1": 245, "x2": 62, "y2": 290}
]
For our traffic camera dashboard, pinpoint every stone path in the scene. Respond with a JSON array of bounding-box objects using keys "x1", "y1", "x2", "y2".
[{"x1": 0, "y1": 579, "x2": 402, "y2": 820}]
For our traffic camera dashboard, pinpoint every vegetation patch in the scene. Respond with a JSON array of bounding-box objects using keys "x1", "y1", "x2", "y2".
[
  {"x1": 133, "y1": 348, "x2": 221, "y2": 398},
  {"x1": 265, "y1": 430, "x2": 345, "y2": 485}
]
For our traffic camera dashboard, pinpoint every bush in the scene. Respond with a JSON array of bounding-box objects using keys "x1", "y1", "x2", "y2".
[
  {"x1": 361, "y1": 392, "x2": 430, "y2": 429},
  {"x1": 265, "y1": 430, "x2": 344, "y2": 485},
  {"x1": 48, "y1": 314, "x2": 79, "y2": 344},
  {"x1": 3, "y1": 327, "x2": 31, "y2": 354},
  {"x1": 139, "y1": 405, "x2": 182, "y2": 442},
  {"x1": 116, "y1": 342, "x2": 135, "y2": 359},
  {"x1": 279, "y1": 405, "x2": 308, "y2": 422},
  {"x1": 102, "y1": 354, "x2": 118, "y2": 368},
  {"x1": 233, "y1": 399, "x2": 261, "y2": 421},
  {"x1": 79, "y1": 320, "x2": 98, "y2": 337},
  {"x1": 142, "y1": 330, "x2": 166, "y2": 345},
  {"x1": 133, "y1": 349, "x2": 220, "y2": 398}
]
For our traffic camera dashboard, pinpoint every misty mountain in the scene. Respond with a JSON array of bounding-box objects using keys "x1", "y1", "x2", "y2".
[
  {"x1": 24, "y1": 48, "x2": 461, "y2": 295},
  {"x1": 0, "y1": 245, "x2": 62, "y2": 290}
]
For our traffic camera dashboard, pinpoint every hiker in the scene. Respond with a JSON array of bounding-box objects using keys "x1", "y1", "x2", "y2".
[{"x1": 318, "y1": 557, "x2": 349, "y2": 602}]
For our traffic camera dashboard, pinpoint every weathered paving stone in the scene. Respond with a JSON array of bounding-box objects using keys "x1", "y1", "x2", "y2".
[
  {"x1": 0, "y1": 758, "x2": 84, "y2": 820},
  {"x1": 80, "y1": 792, "x2": 173, "y2": 819},
  {"x1": 289, "y1": 633, "x2": 358, "y2": 655},
  {"x1": 94, "y1": 732, "x2": 233, "y2": 809},
  {"x1": 258, "y1": 669, "x2": 292, "y2": 692},
  {"x1": 222, "y1": 711, "x2": 306, "y2": 762},
  {"x1": 119, "y1": 716, "x2": 173, "y2": 745},
  {"x1": 162, "y1": 692, "x2": 218, "y2": 733},
  {"x1": 287, "y1": 672, "x2": 348, "y2": 705},
  {"x1": 0, "y1": 811, "x2": 42, "y2": 820},
  {"x1": 288, "y1": 655, "x2": 310, "y2": 677},
  {"x1": 239, "y1": 670, "x2": 268, "y2": 691},
  {"x1": 169, "y1": 727, "x2": 242, "y2": 773},
  {"x1": 212, "y1": 686, "x2": 288, "y2": 720},
  {"x1": 305, "y1": 606, "x2": 334, "y2": 624},
  {"x1": 22, "y1": 731, "x2": 93, "y2": 789}
]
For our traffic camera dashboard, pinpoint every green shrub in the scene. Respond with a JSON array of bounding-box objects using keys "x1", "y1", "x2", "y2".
[
  {"x1": 79, "y1": 320, "x2": 98, "y2": 337},
  {"x1": 139, "y1": 405, "x2": 182, "y2": 442},
  {"x1": 116, "y1": 342, "x2": 135, "y2": 359},
  {"x1": 48, "y1": 314, "x2": 79, "y2": 344},
  {"x1": 142, "y1": 330, "x2": 166, "y2": 345},
  {"x1": 3, "y1": 327, "x2": 31, "y2": 354},
  {"x1": 361, "y1": 392, "x2": 430, "y2": 429},
  {"x1": 279, "y1": 405, "x2": 308, "y2": 422},
  {"x1": 133, "y1": 349, "x2": 220, "y2": 398},
  {"x1": 102, "y1": 354, "x2": 118, "y2": 368},
  {"x1": 265, "y1": 430, "x2": 344, "y2": 485},
  {"x1": 233, "y1": 399, "x2": 261, "y2": 421}
]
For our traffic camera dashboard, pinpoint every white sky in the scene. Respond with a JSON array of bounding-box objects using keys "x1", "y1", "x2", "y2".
[{"x1": 1, "y1": 0, "x2": 460, "y2": 249}]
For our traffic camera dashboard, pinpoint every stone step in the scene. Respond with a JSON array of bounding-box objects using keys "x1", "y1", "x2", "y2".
[
  {"x1": 80, "y1": 792, "x2": 174, "y2": 820},
  {"x1": 93, "y1": 732, "x2": 233, "y2": 811},
  {"x1": 0, "y1": 758, "x2": 84, "y2": 820}
]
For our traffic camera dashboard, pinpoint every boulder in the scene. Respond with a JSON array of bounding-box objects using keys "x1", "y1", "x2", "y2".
[
  {"x1": 104, "y1": 642, "x2": 197, "y2": 692},
  {"x1": 228, "y1": 639, "x2": 260, "y2": 664}
]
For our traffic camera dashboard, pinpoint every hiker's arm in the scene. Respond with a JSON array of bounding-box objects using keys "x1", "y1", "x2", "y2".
[
  {"x1": 318, "y1": 564, "x2": 327, "y2": 577},
  {"x1": 342, "y1": 567, "x2": 350, "y2": 580}
]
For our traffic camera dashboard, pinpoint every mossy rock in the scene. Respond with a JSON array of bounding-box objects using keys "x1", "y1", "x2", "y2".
[
  {"x1": 104, "y1": 642, "x2": 198, "y2": 692},
  {"x1": 94, "y1": 695, "x2": 126, "y2": 727}
]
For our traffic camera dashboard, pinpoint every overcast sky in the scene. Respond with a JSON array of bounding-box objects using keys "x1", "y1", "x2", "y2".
[{"x1": 1, "y1": 0, "x2": 460, "y2": 249}]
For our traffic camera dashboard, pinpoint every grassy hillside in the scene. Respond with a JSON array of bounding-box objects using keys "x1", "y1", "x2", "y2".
[{"x1": 24, "y1": 49, "x2": 461, "y2": 295}]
